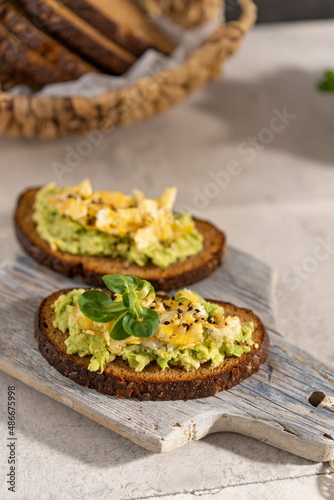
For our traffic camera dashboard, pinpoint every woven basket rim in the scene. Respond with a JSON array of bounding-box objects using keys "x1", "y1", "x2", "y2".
[{"x1": 0, "y1": 0, "x2": 257, "y2": 138}]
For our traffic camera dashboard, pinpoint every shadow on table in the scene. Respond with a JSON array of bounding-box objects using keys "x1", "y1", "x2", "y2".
[
  {"x1": 202, "y1": 431, "x2": 315, "y2": 466},
  {"x1": 0, "y1": 377, "x2": 318, "y2": 470},
  {"x1": 317, "y1": 463, "x2": 334, "y2": 500},
  {"x1": 0, "y1": 375, "x2": 150, "y2": 468},
  {"x1": 193, "y1": 67, "x2": 333, "y2": 166},
  {"x1": 9, "y1": 407, "x2": 316, "y2": 469}
]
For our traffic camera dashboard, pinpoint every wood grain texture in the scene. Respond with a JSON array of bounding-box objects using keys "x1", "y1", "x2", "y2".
[{"x1": 0, "y1": 252, "x2": 333, "y2": 461}]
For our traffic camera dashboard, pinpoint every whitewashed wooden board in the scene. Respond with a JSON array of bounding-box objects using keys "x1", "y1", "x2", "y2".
[{"x1": 0, "y1": 251, "x2": 333, "y2": 462}]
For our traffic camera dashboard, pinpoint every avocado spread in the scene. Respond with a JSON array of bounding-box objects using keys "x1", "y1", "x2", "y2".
[
  {"x1": 33, "y1": 182, "x2": 203, "y2": 268},
  {"x1": 52, "y1": 289, "x2": 255, "y2": 374}
]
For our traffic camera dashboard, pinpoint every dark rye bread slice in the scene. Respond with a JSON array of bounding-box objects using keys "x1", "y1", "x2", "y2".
[
  {"x1": 20, "y1": 0, "x2": 136, "y2": 74},
  {"x1": 0, "y1": 0, "x2": 97, "y2": 80},
  {"x1": 0, "y1": 66, "x2": 25, "y2": 91},
  {"x1": 58, "y1": 0, "x2": 175, "y2": 57},
  {"x1": 0, "y1": 23, "x2": 71, "y2": 90},
  {"x1": 15, "y1": 187, "x2": 226, "y2": 291},
  {"x1": 0, "y1": 23, "x2": 24, "y2": 90},
  {"x1": 0, "y1": 54, "x2": 39, "y2": 90},
  {"x1": 0, "y1": 48, "x2": 28, "y2": 90},
  {"x1": 36, "y1": 290, "x2": 269, "y2": 401}
]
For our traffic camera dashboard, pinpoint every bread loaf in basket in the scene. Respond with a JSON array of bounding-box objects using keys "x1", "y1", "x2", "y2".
[{"x1": 0, "y1": 0, "x2": 257, "y2": 139}]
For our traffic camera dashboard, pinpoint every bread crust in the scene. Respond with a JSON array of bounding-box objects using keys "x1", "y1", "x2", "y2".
[
  {"x1": 14, "y1": 187, "x2": 226, "y2": 291},
  {"x1": 59, "y1": 0, "x2": 175, "y2": 56},
  {"x1": 0, "y1": 0, "x2": 97, "y2": 80},
  {"x1": 22, "y1": 0, "x2": 136, "y2": 74},
  {"x1": 35, "y1": 289, "x2": 269, "y2": 401},
  {"x1": 0, "y1": 53, "x2": 27, "y2": 90},
  {"x1": 0, "y1": 23, "x2": 69, "y2": 90}
]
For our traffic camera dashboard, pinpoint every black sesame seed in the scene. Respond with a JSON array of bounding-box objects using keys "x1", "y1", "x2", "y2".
[
  {"x1": 195, "y1": 309, "x2": 200, "y2": 313},
  {"x1": 150, "y1": 306, "x2": 155, "y2": 309},
  {"x1": 188, "y1": 306, "x2": 193, "y2": 311},
  {"x1": 164, "y1": 321, "x2": 170, "y2": 325},
  {"x1": 186, "y1": 325, "x2": 190, "y2": 331},
  {"x1": 177, "y1": 309, "x2": 182, "y2": 314},
  {"x1": 178, "y1": 302, "x2": 183, "y2": 306},
  {"x1": 87, "y1": 217, "x2": 96, "y2": 226},
  {"x1": 195, "y1": 319, "x2": 199, "y2": 323}
]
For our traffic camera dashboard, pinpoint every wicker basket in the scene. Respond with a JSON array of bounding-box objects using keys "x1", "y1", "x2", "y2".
[
  {"x1": 136, "y1": 0, "x2": 224, "y2": 28},
  {"x1": 0, "y1": 0, "x2": 257, "y2": 140}
]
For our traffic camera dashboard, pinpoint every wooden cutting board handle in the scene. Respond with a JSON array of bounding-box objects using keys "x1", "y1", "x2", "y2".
[
  {"x1": 0, "y1": 254, "x2": 333, "y2": 460},
  {"x1": 159, "y1": 330, "x2": 334, "y2": 461}
]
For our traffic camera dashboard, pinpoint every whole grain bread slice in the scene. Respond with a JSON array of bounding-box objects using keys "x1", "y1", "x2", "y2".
[
  {"x1": 0, "y1": 66, "x2": 26, "y2": 91},
  {"x1": 0, "y1": 57, "x2": 40, "y2": 90},
  {"x1": 0, "y1": 23, "x2": 70, "y2": 90},
  {"x1": 15, "y1": 187, "x2": 226, "y2": 291},
  {"x1": 58, "y1": 0, "x2": 175, "y2": 57},
  {"x1": 36, "y1": 290, "x2": 269, "y2": 401},
  {"x1": 20, "y1": 0, "x2": 136, "y2": 74},
  {"x1": 0, "y1": 0, "x2": 97, "y2": 80},
  {"x1": 0, "y1": 49, "x2": 26, "y2": 90}
]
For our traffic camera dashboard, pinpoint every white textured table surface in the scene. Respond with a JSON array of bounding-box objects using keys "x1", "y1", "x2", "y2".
[{"x1": 1, "y1": 19, "x2": 334, "y2": 500}]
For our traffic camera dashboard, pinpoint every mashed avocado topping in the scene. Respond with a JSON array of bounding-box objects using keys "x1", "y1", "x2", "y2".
[
  {"x1": 52, "y1": 287, "x2": 255, "y2": 374},
  {"x1": 33, "y1": 180, "x2": 203, "y2": 268}
]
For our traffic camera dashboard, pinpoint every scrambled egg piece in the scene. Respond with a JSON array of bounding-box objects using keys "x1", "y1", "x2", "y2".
[
  {"x1": 74, "y1": 289, "x2": 244, "y2": 355},
  {"x1": 206, "y1": 316, "x2": 242, "y2": 345},
  {"x1": 49, "y1": 179, "x2": 194, "y2": 250}
]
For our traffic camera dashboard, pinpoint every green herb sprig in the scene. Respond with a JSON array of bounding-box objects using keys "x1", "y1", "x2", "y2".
[
  {"x1": 318, "y1": 70, "x2": 334, "y2": 92},
  {"x1": 78, "y1": 274, "x2": 160, "y2": 340}
]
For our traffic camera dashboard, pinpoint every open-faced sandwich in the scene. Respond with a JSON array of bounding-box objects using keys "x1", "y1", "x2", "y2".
[
  {"x1": 15, "y1": 179, "x2": 226, "y2": 290},
  {"x1": 35, "y1": 274, "x2": 269, "y2": 401}
]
